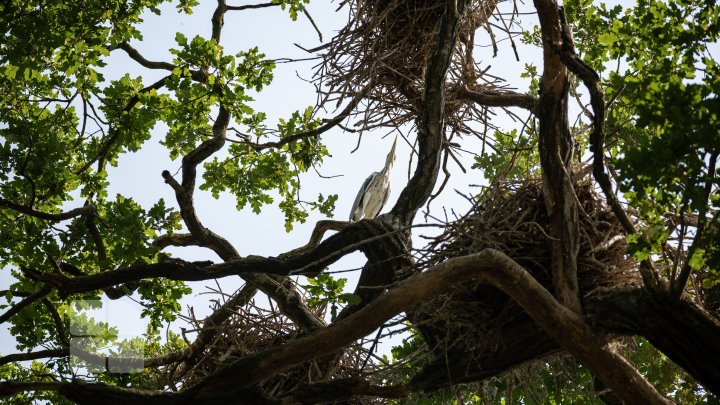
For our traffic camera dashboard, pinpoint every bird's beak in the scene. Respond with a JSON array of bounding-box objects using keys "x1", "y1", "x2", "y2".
[{"x1": 387, "y1": 136, "x2": 397, "y2": 164}]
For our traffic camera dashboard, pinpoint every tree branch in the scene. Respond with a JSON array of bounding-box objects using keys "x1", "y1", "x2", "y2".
[
  {"x1": 0, "y1": 285, "x2": 51, "y2": 324},
  {"x1": 0, "y1": 348, "x2": 68, "y2": 366},
  {"x1": 152, "y1": 233, "x2": 201, "y2": 249},
  {"x1": 552, "y1": 7, "x2": 661, "y2": 290},
  {"x1": 241, "y1": 88, "x2": 368, "y2": 152},
  {"x1": 188, "y1": 249, "x2": 669, "y2": 404},
  {"x1": 671, "y1": 150, "x2": 718, "y2": 299},
  {"x1": 226, "y1": 2, "x2": 279, "y2": 11},
  {"x1": 115, "y1": 42, "x2": 174, "y2": 70},
  {"x1": 456, "y1": 86, "x2": 537, "y2": 112},
  {"x1": 533, "y1": 0, "x2": 581, "y2": 313},
  {"x1": 391, "y1": 0, "x2": 469, "y2": 223},
  {"x1": 0, "y1": 197, "x2": 94, "y2": 221},
  {"x1": 76, "y1": 75, "x2": 171, "y2": 174}
]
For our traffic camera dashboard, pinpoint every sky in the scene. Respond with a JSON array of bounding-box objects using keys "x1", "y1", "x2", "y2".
[{"x1": 1, "y1": 0, "x2": 544, "y2": 362}]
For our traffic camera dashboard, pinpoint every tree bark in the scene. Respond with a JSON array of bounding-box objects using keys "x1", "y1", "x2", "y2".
[
  {"x1": 533, "y1": 0, "x2": 582, "y2": 313},
  {"x1": 586, "y1": 287, "x2": 720, "y2": 396}
]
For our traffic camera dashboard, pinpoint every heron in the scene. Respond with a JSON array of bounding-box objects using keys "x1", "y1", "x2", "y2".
[{"x1": 349, "y1": 137, "x2": 397, "y2": 222}]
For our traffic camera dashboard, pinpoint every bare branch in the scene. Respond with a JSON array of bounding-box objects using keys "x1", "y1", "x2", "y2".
[
  {"x1": 226, "y1": 2, "x2": 278, "y2": 11},
  {"x1": 115, "y1": 42, "x2": 174, "y2": 70}
]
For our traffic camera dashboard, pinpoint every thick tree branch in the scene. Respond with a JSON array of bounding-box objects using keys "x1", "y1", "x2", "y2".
[
  {"x1": 391, "y1": 0, "x2": 468, "y2": 223},
  {"x1": 586, "y1": 286, "x2": 720, "y2": 396},
  {"x1": 533, "y1": 0, "x2": 581, "y2": 313},
  {"x1": 456, "y1": 86, "x2": 537, "y2": 112},
  {"x1": 188, "y1": 249, "x2": 669, "y2": 404},
  {"x1": 4, "y1": 250, "x2": 671, "y2": 404},
  {"x1": 552, "y1": 7, "x2": 661, "y2": 290},
  {"x1": 162, "y1": 106, "x2": 237, "y2": 261},
  {"x1": 152, "y1": 233, "x2": 201, "y2": 249},
  {"x1": 211, "y1": 0, "x2": 227, "y2": 43},
  {"x1": 281, "y1": 378, "x2": 409, "y2": 404}
]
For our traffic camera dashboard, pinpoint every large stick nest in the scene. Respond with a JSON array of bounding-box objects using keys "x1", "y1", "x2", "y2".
[
  {"x1": 317, "y1": 0, "x2": 518, "y2": 135},
  {"x1": 162, "y1": 299, "x2": 370, "y2": 395},
  {"x1": 412, "y1": 179, "x2": 640, "y2": 357}
]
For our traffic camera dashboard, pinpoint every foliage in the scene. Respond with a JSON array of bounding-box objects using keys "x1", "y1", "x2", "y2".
[
  {"x1": 302, "y1": 273, "x2": 360, "y2": 321},
  {"x1": 1, "y1": 0, "x2": 719, "y2": 402},
  {"x1": 0, "y1": 0, "x2": 335, "y2": 393}
]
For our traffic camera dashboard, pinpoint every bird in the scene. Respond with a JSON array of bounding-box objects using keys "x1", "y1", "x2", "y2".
[{"x1": 349, "y1": 137, "x2": 397, "y2": 221}]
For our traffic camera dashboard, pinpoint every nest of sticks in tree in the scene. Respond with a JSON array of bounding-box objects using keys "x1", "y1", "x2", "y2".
[
  {"x1": 163, "y1": 298, "x2": 369, "y2": 394},
  {"x1": 411, "y1": 178, "x2": 640, "y2": 359},
  {"x1": 317, "y1": 0, "x2": 517, "y2": 135}
]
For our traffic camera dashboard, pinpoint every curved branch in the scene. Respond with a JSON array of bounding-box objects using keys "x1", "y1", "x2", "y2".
[
  {"x1": 188, "y1": 249, "x2": 669, "y2": 404},
  {"x1": 552, "y1": 7, "x2": 660, "y2": 290},
  {"x1": 243, "y1": 88, "x2": 368, "y2": 152},
  {"x1": 115, "y1": 43, "x2": 174, "y2": 70},
  {"x1": 0, "y1": 197, "x2": 94, "y2": 221},
  {"x1": 162, "y1": 107, "x2": 237, "y2": 261}
]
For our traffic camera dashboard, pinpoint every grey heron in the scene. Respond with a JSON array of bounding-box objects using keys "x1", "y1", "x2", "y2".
[{"x1": 349, "y1": 137, "x2": 397, "y2": 221}]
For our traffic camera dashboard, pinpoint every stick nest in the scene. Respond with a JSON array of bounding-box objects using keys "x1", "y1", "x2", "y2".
[
  {"x1": 164, "y1": 299, "x2": 369, "y2": 395},
  {"x1": 317, "y1": 0, "x2": 516, "y2": 135},
  {"x1": 413, "y1": 179, "x2": 640, "y2": 355}
]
